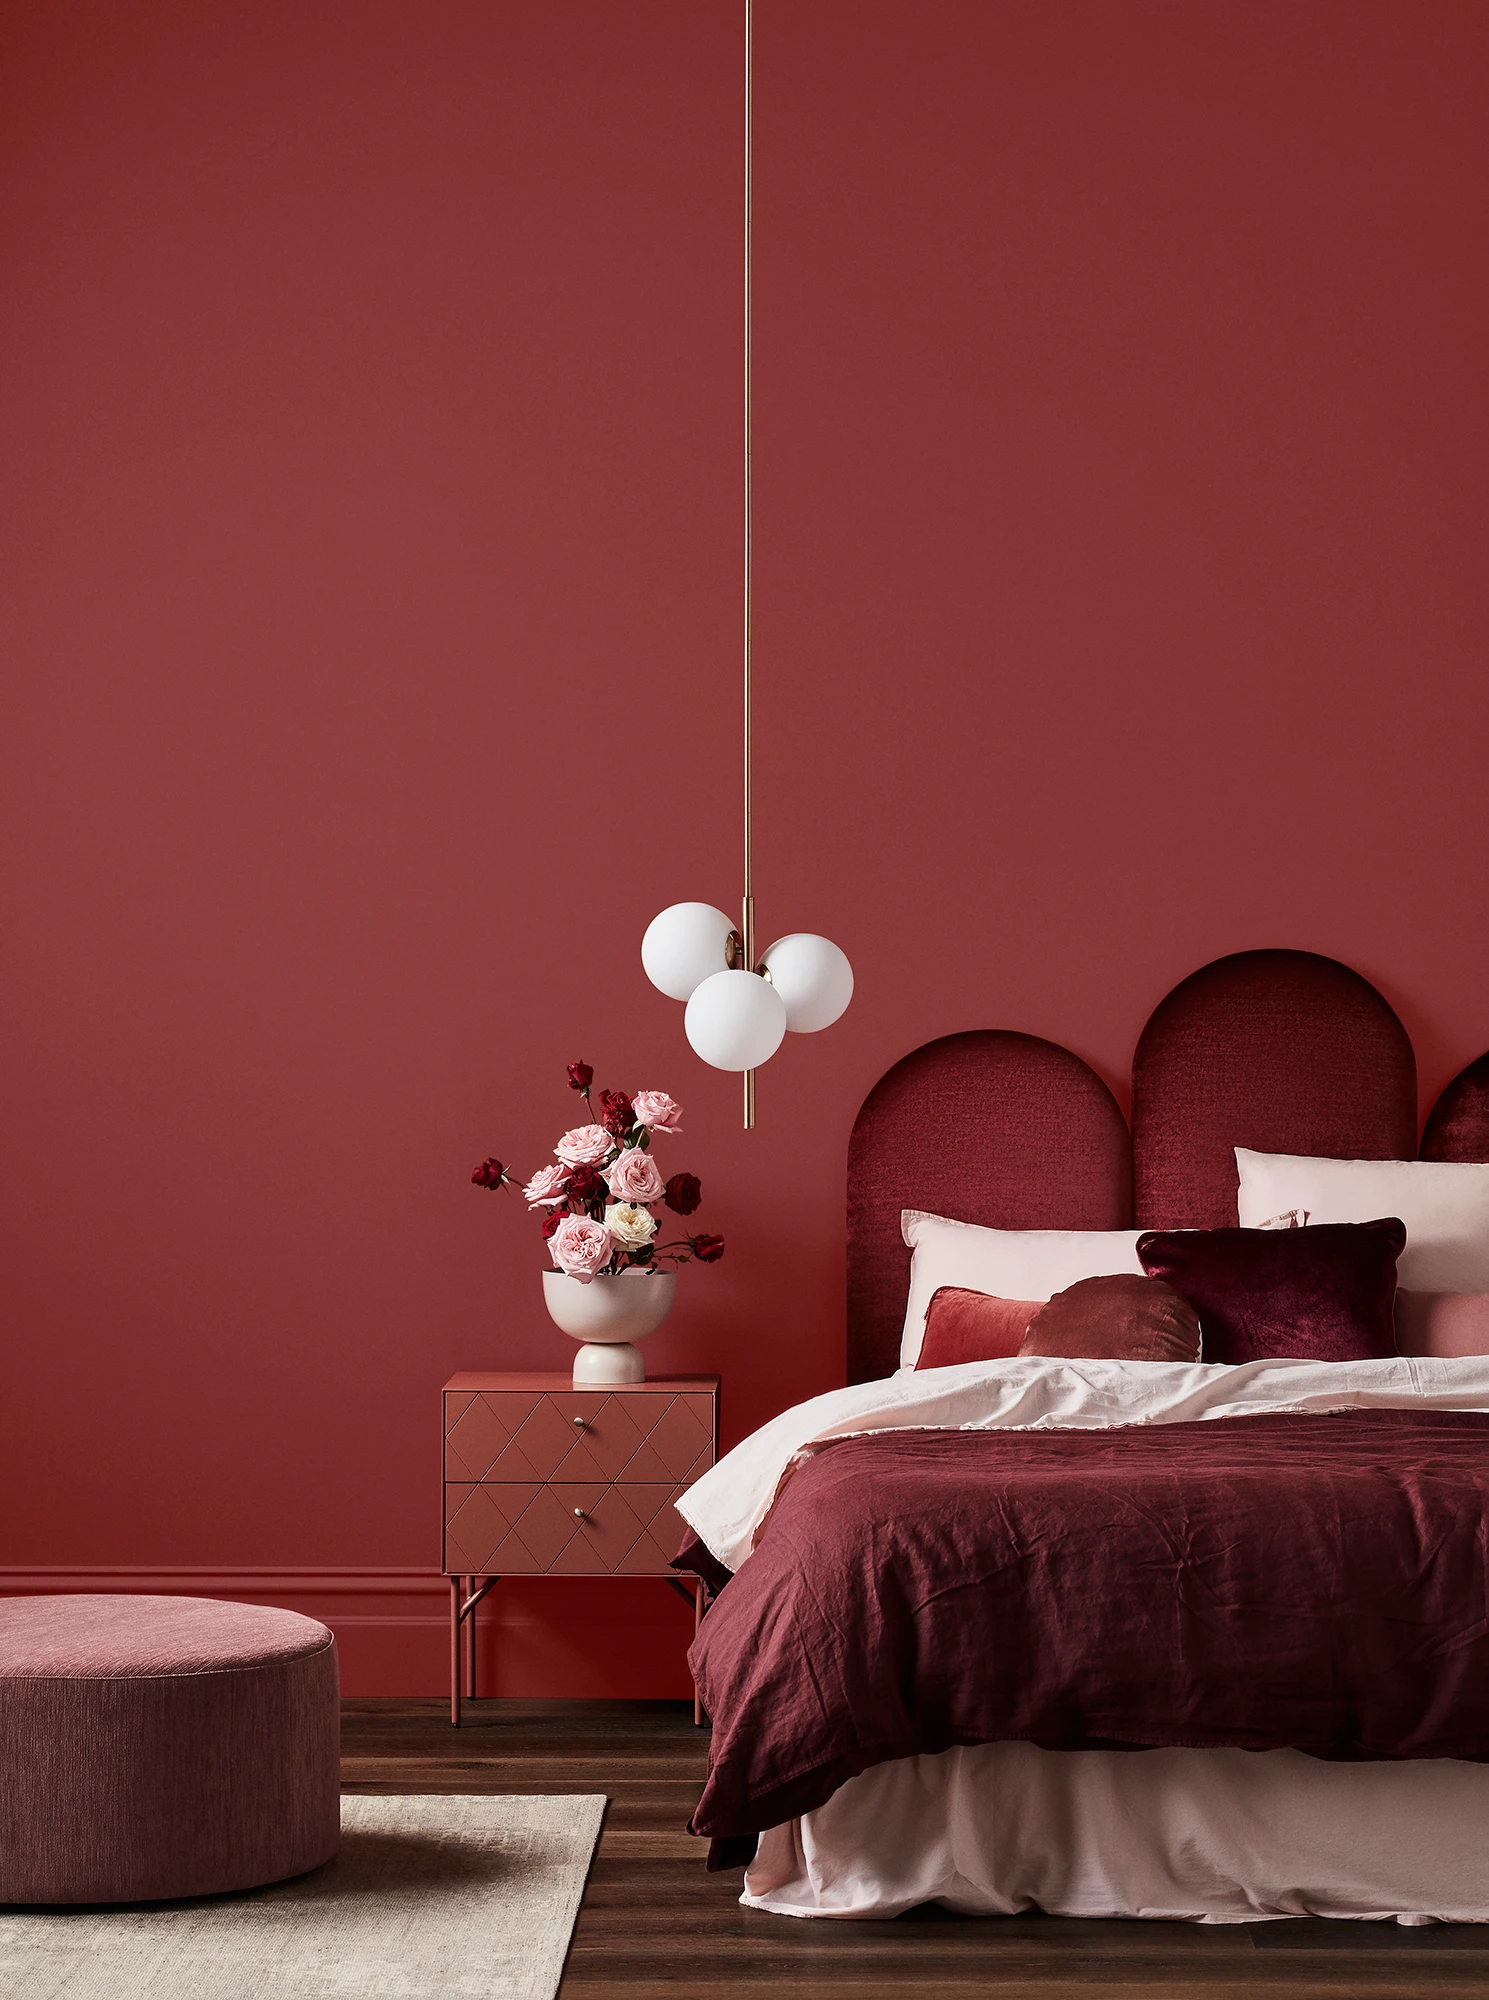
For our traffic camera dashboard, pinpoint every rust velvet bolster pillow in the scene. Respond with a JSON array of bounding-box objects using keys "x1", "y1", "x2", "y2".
[
  {"x1": 1137, "y1": 1217, "x2": 1406, "y2": 1365},
  {"x1": 915, "y1": 1287, "x2": 1040, "y2": 1368},
  {"x1": 1019, "y1": 1273, "x2": 1201, "y2": 1363}
]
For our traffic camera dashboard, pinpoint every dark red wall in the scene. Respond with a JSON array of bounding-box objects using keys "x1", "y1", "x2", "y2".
[{"x1": 4, "y1": 0, "x2": 1487, "y2": 1693}]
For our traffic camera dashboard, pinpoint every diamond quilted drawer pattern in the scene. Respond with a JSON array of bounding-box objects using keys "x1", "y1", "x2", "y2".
[
  {"x1": 441, "y1": 1373, "x2": 719, "y2": 1723},
  {"x1": 443, "y1": 1388, "x2": 714, "y2": 1486},
  {"x1": 441, "y1": 1376, "x2": 718, "y2": 1580},
  {"x1": 444, "y1": 1481, "x2": 692, "y2": 1576}
]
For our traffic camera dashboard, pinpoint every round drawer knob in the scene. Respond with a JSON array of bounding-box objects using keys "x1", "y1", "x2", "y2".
[
  {"x1": 573, "y1": 1507, "x2": 586, "y2": 1520},
  {"x1": 572, "y1": 1416, "x2": 586, "y2": 1428}
]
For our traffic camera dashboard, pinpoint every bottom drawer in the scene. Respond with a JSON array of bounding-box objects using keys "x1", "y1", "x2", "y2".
[{"x1": 444, "y1": 1481, "x2": 689, "y2": 1576}]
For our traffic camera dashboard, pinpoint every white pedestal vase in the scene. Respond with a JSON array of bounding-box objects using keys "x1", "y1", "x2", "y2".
[{"x1": 542, "y1": 1270, "x2": 676, "y2": 1385}]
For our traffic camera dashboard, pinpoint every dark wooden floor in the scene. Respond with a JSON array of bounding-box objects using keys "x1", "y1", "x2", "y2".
[{"x1": 341, "y1": 1697, "x2": 1489, "y2": 1997}]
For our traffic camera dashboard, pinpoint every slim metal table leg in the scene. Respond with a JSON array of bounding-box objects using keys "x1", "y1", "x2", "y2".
[
  {"x1": 465, "y1": 1574, "x2": 478, "y2": 1702},
  {"x1": 449, "y1": 1576, "x2": 462, "y2": 1729}
]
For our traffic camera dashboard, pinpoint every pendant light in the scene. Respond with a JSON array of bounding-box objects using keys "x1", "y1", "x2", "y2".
[{"x1": 641, "y1": 0, "x2": 853, "y2": 1128}]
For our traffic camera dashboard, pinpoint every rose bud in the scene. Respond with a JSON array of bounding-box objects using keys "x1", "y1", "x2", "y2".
[
  {"x1": 471, "y1": 1158, "x2": 506, "y2": 1190},
  {"x1": 566, "y1": 1163, "x2": 605, "y2": 1202},
  {"x1": 599, "y1": 1089, "x2": 635, "y2": 1139},
  {"x1": 567, "y1": 1062, "x2": 594, "y2": 1092},
  {"x1": 664, "y1": 1172, "x2": 702, "y2": 1216},
  {"x1": 540, "y1": 1209, "x2": 564, "y2": 1240},
  {"x1": 691, "y1": 1233, "x2": 725, "y2": 1263}
]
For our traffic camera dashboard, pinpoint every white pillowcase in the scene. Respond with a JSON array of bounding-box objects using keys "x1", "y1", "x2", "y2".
[
  {"x1": 898, "y1": 1210, "x2": 1146, "y2": 1368},
  {"x1": 1235, "y1": 1149, "x2": 1489, "y2": 1291}
]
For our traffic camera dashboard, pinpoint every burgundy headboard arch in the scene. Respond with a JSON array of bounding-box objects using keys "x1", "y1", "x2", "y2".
[
  {"x1": 846, "y1": 1030, "x2": 1131, "y2": 1384},
  {"x1": 1422, "y1": 1052, "x2": 1489, "y2": 1162},
  {"x1": 844, "y1": 954, "x2": 1481, "y2": 1385},
  {"x1": 1131, "y1": 949, "x2": 1417, "y2": 1229}
]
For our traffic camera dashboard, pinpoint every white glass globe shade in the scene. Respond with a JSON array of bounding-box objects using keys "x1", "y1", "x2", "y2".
[
  {"x1": 684, "y1": 969, "x2": 787, "y2": 1071},
  {"x1": 760, "y1": 933, "x2": 854, "y2": 1033},
  {"x1": 641, "y1": 902, "x2": 735, "y2": 1002}
]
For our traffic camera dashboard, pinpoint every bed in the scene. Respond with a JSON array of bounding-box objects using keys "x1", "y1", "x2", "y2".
[{"x1": 673, "y1": 948, "x2": 1489, "y2": 1923}]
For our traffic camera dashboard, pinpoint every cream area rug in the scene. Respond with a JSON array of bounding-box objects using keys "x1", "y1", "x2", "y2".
[{"x1": 0, "y1": 1794, "x2": 606, "y2": 2000}]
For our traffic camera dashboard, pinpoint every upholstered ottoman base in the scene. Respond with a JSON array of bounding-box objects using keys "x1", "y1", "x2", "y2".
[{"x1": 0, "y1": 1595, "x2": 340, "y2": 1905}]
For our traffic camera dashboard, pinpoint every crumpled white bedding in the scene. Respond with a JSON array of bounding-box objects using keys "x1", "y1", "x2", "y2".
[
  {"x1": 678, "y1": 1351, "x2": 1489, "y2": 1572},
  {"x1": 681, "y1": 1352, "x2": 1489, "y2": 1924}
]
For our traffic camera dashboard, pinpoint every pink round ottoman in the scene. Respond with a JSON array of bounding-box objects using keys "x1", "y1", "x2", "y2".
[{"x1": 0, "y1": 1595, "x2": 340, "y2": 1904}]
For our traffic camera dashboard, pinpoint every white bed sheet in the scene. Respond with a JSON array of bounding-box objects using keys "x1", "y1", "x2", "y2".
[
  {"x1": 679, "y1": 1352, "x2": 1489, "y2": 1572},
  {"x1": 745, "y1": 1742, "x2": 1489, "y2": 1923}
]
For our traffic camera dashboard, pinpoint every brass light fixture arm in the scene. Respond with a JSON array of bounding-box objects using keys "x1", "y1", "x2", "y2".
[
  {"x1": 638, "y1": 2, "x2": 850, "y2": 1119},
  {"x1": 717, "y1": 1, "x2": 769, "y2": 1127},
  {"x1": 742, "y1": 0, "x2": 755, "y2": 1129}
]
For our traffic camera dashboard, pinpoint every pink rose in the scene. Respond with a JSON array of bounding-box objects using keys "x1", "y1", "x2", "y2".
[
  {"x1": 554, "y1": 1123, "x2": 614, "y2": 1168},
  {"x1": 604, "y1": 1146, "x2": 665, "y2": 1205},
  {"x1": 548, "y1": 1213, "x2": 612, "y2": 1282},
  {"x1": 522, "y1": 1163, "x2": 570, "y2": 1208},
  {"x1": 632, "y1": 1090, "x2": 682, "y2": 1133}
]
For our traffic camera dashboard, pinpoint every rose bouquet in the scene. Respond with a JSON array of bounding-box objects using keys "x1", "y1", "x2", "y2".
[{"x1": 471, "y1": 1064, "x2": 724, "y2": 1283}]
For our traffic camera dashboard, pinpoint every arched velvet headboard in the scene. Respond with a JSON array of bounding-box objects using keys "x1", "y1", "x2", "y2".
[
  {"x1": 1422, "y1": 1052, "x2": 1489, "y2": 1162},
  {"x1": 1131, "y1": 950, "x2": 1418, "y2": 1228},
  {"x1": 846, "y1": 1031, "x2": 1130, "y2": 1384},
  {"x1": 845, "y1": 956, "x2": 1489, "y2": 1382}
]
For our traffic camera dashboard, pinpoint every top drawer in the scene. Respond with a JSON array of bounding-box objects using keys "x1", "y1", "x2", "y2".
[{"x1": 444, "y1": 1388, "x2": 715, "y2": 1486}]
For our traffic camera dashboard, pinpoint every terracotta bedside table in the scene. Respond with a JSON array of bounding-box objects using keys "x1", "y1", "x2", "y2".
[{"x1": 441, "y1": 1372, "x2": 720, "y2": 1726}]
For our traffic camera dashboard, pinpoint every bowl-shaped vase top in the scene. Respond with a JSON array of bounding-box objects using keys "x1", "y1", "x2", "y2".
[{"x1": 541, "y1": 1268, "x2": 676, "y2": 1346}]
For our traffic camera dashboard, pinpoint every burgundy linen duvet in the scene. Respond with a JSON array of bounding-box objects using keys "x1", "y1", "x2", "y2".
[{"x1": 679, "y1": 1411, "x2": 1489, "y2": 1846}]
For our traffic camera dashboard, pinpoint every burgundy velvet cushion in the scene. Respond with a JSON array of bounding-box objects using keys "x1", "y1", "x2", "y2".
[
  {"x1": 0, "y1": 1594, "x2": 340, "y2": 1904},
  {"x1": 1395, "y1": 1290, "x2": 1489, "y2": 1358},
  {"x1": 915, "y1": 1287, "x2": 1039, "y2": 1368},
  {"x1": 1019, "y1": 1273, "x2": 1201, "y2": 1363},
  {"x1": 1137, "y1": 1218, "x2": 1406, "y2": 1365}
]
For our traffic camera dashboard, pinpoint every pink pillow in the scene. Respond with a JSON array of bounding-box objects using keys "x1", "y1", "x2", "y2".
[
  {"x1": 915, "y1": 1287, "x2": 1040, "y2": 1369},
  {"x1": 1395, "y1": 1290, "x2": 1489, "y2": 1358}
]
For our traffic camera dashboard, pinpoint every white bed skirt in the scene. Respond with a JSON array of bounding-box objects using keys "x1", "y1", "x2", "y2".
[{"x1": 743, "y1": 1741, "x2": 1489, "y2": 1923}]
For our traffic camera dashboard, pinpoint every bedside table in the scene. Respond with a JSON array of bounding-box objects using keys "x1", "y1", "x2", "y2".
[{"x1": 441, "y1": 1372, "x2": 720, "y2": 1726}]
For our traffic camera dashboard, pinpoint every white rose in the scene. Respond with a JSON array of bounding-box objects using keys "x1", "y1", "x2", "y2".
[{"x1": 605, "y1": 1202, "x2": 658, "y2": 1250}]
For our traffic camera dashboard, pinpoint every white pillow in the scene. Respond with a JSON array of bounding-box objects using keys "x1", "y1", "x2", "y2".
[
  {"x1": 898, "y1": 1210, "x2": 1146, "y2": 1368},
  {"x1": 1235, "y1": 1149, "x2": 1489, "y2": 1291}
]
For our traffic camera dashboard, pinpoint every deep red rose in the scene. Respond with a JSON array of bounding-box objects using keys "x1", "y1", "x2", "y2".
[
  {"x1": 664, "y1": 1173, "x2": 702, "y2": 1216},
  {"x1": 566, "y1": 1163, "x2": 604, "y2": 1202},
  {"x1": 540, "y1": 1209, "x2": 563, "y2": 1240},
  {"x1": 567, "y1": 1062, "x2": 594, "y2": 1092},
  {"x1": 691, "y1": 1233, "x2": 725, "y2": 1263},
  {"x1": 599, "y1": 1089, "x2": 635, "y2": 1139},
  {"x1": 471, "y1": 1158, "x2": 506, "y2": 1190}
]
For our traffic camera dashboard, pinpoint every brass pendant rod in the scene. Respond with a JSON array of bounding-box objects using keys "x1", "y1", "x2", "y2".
[{"x1": 742, "y1": 0, "x2": 755, "y2": 1131}]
